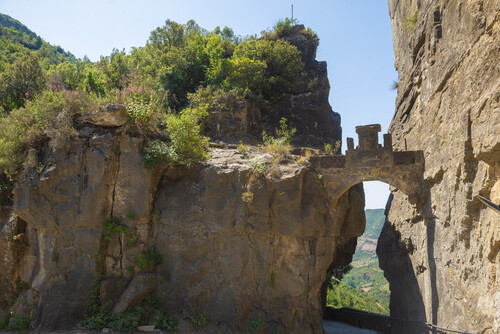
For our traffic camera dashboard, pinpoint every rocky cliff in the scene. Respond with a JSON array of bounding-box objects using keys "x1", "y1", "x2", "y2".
[
  {"x1": 0, "y1": 27, "x2": 366, "y2": 333},
  {"x1": 0, "y1": 126, "x2": 365, "y2": 333},
  {"x1": 204, "y1": 25, "x2": 341, "y2": 149},
  {"x1": 379, "y1": 1, "x2": 499, "y2": 333}
]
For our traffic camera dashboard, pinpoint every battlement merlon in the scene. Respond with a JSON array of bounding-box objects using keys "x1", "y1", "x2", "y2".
[
  {"x1": 355, "y1": 124, "x2": 382, "y2": 151},
  {"x1": 343, "y1": 124, "x2": 424, "y2": 169}
]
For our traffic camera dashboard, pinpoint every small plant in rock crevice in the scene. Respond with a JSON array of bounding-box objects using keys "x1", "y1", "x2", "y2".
[
  {"x1": 126, "y1": 229, "x2": 138, "y2": 248},
  {"x1": 333, "y1": 140, "x2": 341, "y2": 155},
  {"x1": 269, "y1": 271, "x2": 277, "y2": 290},
  {"x1": 126, "y1": 208, "x2": 137, "y2": 220},
  {"x1": 191, "y1": 314, "x2": 208, "y2": 327},
  {"x1": 401, "y1": 10, "x2": 418, "y2": 31},
  {"x1": 241, "y1": 191, "x2": 254, "y2": 203},
  {"x1": 13, "y1": 276, "x2": 28, "y2": 292},
  {"x1": 103, "y1": 217, "x2": 127, "y2": 241},
  {"x1": 237, "y1": 141, "x2": 251, "y2": 159},
  {"x1": 324, "y1": 143, "x2": 332, "y2": 155},
  {"x1": 262, "y1": 118, "x2": 296, "y2": 173},
  {"x1": 7, "y1": 314, "x2": 31, "y2": 331},
  {"x1": 135, "y1": 247, "x2": 163, "y2": 272},
  {"x1": 241, "y1": 159, "x2": 267, "y2": 204},
  {"x1": 324, "y1": 140, "x2": 341, "y2": 155},
  {"x1": 241, "y1": 118, "x2": 296, "y2": 204},
  {"x1": 297, "y1": 148, "x2": 313, "y2": 164},
  {"x1": 152, "y1": 310, "x2": 177, "y2": 332},
  {"x1": 249, "y1": 315, "x2": 266, "y2": 334}
]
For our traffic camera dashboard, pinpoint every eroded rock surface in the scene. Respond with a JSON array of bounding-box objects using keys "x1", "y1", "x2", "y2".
[
  {"x1": 0, "y1": 27, "x2": 365, "y2": 332},
  {"x1": 0, "y1": 127, "x2": 366, "y2": 332},
  {"x1": 379, "y1": 1, "x2": 500, "y2": 333}
]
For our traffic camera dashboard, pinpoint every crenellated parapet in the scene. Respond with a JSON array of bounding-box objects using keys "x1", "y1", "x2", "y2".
[
  {"x1": 345, "y1": 124, "x2": 423, "y2": 168},
  {"x1": 310, "y1": 124, "x2": 425, "y2": 205}
]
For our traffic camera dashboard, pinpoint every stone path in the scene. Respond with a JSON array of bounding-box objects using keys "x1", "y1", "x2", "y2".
[
  {"x1": 323, "y1": 320, "x2": 381, "y2": 334},
  {"x1": 1, "y1": 322, "x2": 382, "y2": 333}
]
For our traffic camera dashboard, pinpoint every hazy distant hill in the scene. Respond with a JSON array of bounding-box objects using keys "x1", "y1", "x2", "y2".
[
  {"x1": 355, "y1": 208, "x2": 385, "y2": 254},
  {"x1": 0, "y1": 13, "x2": 76, "y2": 71},
  {"x1": 364, "y1": 209, "x2": 385, "y2": 239}
]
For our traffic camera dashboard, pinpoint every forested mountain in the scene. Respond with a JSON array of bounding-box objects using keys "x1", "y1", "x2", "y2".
[{"x1": 0, "y1": 13, "x2": 76, "y2": 71}]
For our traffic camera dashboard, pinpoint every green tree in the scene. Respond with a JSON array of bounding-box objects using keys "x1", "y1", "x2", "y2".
[
  {"x1": 225, "y1": 57, "x2": 267, "y2": 94},
  {"x1": 100, "y1": 48, "x2": 131, "y2": 91},
  {"x1": 231, "y1": 39, "x2": 303, "y2": 98},
  {"x1": 149, "y1": 19, "x2": 185, "y2": 52},
  {"x1": 0, "y1": 54, "x2": 46, "y2": 111},
  {"x1": 204, "y1": 35, "x2": 230, "y2": 86}
]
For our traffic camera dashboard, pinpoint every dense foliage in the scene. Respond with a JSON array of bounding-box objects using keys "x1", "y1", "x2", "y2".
[
  {"x1": 78, "y1": 303, "x2": 177, "y2": 333},
  {"x1": 0, "y1": 14, "x2": 316, "y2": 188}
]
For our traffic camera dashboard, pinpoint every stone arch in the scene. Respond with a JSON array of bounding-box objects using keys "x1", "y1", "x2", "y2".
[
  {"x1": 322, "y1": 165, "x2": 423, "y2": 206},
  {"x1": 316, "y1": 125, "x2": 426, "y2": 332},
  {"x1": 310, "y1": 124, "x2": 425, "y2": 206}
]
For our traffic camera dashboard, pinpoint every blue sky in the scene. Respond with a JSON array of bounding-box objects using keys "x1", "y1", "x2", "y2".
[{"x1": 0, "y1": 0, "x2": 396, "y2": 209}]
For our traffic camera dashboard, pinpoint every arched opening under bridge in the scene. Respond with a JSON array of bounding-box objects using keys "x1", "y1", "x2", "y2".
[{"x1": 313, "y1": 125, "x2": 427, "y2": 333}]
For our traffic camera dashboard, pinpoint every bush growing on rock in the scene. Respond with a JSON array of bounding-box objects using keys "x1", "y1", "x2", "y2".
[
  {"x1": 142, "y1": 104, "x2": 209, "y2": 167},
  {"x1": 0, "y1": 89, "x2": 97, "y2": 179},
  {"x1": 7, "y1": 314, "x2": 31, "y2": 331},
  {"x1": 0, "y1": 54, "x2": 46, "y2": 111}
]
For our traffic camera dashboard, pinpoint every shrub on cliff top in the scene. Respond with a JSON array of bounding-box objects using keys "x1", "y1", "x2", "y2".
[
  {"x1": 0, "y1": 89, "x2": 97, "y2": 180},
  {"x1": 262, "y1": 117, "x2": 296, "y2": 156},
  {"x1": 273, "y1": 17, "x2": 299, "y2": 37},
  {"x1": 142, "y1": 105, "x2": 209, "y2": 167}
]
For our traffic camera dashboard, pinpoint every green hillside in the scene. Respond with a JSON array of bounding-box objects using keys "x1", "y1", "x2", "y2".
[
  {"x1": 0, "y1": 13, "x2": 76, "y2": 71},
  {"x1": 327, "y1": 209, "x2": 390, "y2": 315},
  {"x1": 363, "y1": 208, "x2": 385, "y2": 239},
  {"x1": 342, "y1": 250, "x2": 390, "y2": 312},
  {"x1": 327, "y1": 280, "x2": 388, "y2": 315}
]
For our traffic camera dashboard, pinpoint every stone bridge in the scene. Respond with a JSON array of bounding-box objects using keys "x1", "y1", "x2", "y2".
[{"x1": 310, "y1": 124, "x2": 425, "y2": 204}]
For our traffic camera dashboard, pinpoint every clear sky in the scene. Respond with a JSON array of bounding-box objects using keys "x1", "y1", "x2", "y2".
[{"x1": 0, "y1": 0, "x2": 396, "y2": 209}]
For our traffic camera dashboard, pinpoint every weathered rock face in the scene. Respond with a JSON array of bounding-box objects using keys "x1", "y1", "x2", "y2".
[
  {"x1": 0, "y1": 24, "x2": 358, "y2": 332},
  {"x1": 0, "y1": 126, "x2": 365, "y2": 332},
  {"x1": 379, "y1": 1, "x2": 499, "y2": 333}
]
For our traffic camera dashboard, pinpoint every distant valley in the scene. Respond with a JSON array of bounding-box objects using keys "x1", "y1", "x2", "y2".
[{"x1": 327, "y1": 209, "x2": 390, "y2": 315}]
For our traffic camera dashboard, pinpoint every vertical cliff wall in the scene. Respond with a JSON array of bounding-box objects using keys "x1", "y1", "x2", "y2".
[
  {"x1": 379, "y1": 1, "x2": 499, "y2": 333},
  {"x1": 0, "y1": 132, "x2": 365, "y2": 333},
  {"x1": 0, "y1": 26, "x2": 367, "y2": 332}
]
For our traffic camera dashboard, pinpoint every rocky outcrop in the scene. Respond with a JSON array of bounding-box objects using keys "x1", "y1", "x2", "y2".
[
  {"x1": 0, "y1": 27, "x2": 365, "y2": 330},
  {"x1": 379, "y1": 1, "x2": 499, "y2": 333},
  {"x1": 0, "y1": 123, "x2": 365, "y2": 332},
  {"x1": 204, "y1": 25, "x2": 341, "y2": 149}
]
